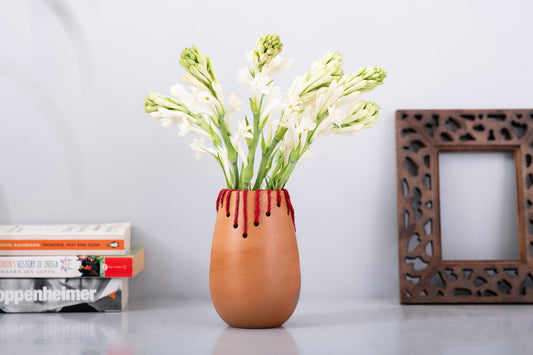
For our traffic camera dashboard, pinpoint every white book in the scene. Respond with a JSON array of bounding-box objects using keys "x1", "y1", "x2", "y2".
[
  {"x1": 0, "y1": 223, "x2": 131, "y2": 255},
  {"x1": 0, "y1": 278, "x2": 128, "y2": 312}
]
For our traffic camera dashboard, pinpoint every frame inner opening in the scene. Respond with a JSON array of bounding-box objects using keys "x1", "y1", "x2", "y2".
[{"x1": 439, "y1": 151, "x2": 520, "y2": 261}]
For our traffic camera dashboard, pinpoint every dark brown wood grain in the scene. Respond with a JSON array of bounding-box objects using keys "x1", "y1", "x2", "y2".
[{"x1": 396, "y1": 109, "x2": 533, "y2": 304}]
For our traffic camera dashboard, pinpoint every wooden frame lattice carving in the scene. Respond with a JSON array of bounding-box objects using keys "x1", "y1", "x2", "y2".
[{"x1": 396, "y1": 109, "x2": 533, "y2": 304}]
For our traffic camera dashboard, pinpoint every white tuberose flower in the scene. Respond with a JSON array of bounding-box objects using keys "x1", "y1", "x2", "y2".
[
  {"x1": 333, "y1": 123, "x2": 365, "y2": 136},
  {"x1": 296, "y1": 110, "x2": 317, "y2": 148},
  {"x1": 261, "y1": 87, "x2": 283, "y2": 123},
  {"x1": 232, "y1": 119, "x2": 253, "y2": 142},
  {"x1": 262, "y1": 56, "x2": 293, "y2": 77},
  {"x1": 216, "y1": 145, "x2": 232, "y2": 181},
  {"x1": 212, "y1": 80, "x2": 224, "y2": 101},
  {"x1": 315, "y1": 80, "x2": 344, "y2": 116},
  {"x1": 157, "y1": 107, "x2": 189, "y2": 128},
  {"x1": 190, "y1": 137, "x2": 216, "y2": 160},
  {"x1": 336, "y1": 91, "x2": 361, "y2": 108},
  {"x1": 285, "y1": 76, "x2": 306, "y2": 111},
  {"x1": 170, "y1": 83, "x2": 194, "y2": 105},
  {"x1": 238, "y1": 68, "x2": 271, "y2": 99},
  {"x1": 279, "y1": 110, "x2": 300, "y2": 150},
  {"x1": 299, "y1": 147, "x2": 315, "y2": 163},
  {"x1": 180, "y1": 74, "x2": 206, "y2": 91},
  {"x1": 170, "y1": 83, "x2": 218, "y2": 117},
  {"x1": 245, "y1": 50, "x2": 260, "y2": 73},
  {"x1": 178, "y1": 119, "x2": 211, "y2": 138},
  {"x1": 312, "y1": 106, "x2": 346, "y2": 141},
  {"x1": 150, "y1": 111, "x2": 162, "y2": 119},
  {"x1": 225, "y1": 93, "x2": 243, "y2": 131},
  {"x1": 231, "y1": 119, "x2": 253, "y2": 166},
  {"x1": 190, "y1": 89, "x2": 219, "y2": 117}
]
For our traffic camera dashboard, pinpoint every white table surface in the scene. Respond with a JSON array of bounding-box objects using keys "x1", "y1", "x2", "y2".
[{"x1": 1, "y1": 297, "x2": 532, "y2": 354}]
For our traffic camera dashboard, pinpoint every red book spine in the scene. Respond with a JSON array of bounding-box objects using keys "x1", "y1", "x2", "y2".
[{"x1": 103, "y1": 257, "x2": 133, "y2": 277}]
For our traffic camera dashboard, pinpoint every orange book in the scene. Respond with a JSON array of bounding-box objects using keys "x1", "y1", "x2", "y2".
[{"x1": 0, "y1": 223, "x2": 131, "y2": 255}]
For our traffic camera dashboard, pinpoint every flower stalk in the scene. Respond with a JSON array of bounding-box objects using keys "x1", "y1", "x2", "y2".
[
  {"x1": 241, "y1": 97, "x2": 262, "y2": 188},
  {"x1": 252, "y1": 125, "x2": 288, "y2": 190}
]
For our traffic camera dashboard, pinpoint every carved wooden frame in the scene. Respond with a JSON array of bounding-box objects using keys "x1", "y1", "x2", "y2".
[{"x1": 396, "y1": 109, "x2": 533, "y2": 304}]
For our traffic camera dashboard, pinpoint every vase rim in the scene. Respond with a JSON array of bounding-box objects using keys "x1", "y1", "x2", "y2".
[{"x1": 217, "y1": 188, "x2": 289, "y2": 191}]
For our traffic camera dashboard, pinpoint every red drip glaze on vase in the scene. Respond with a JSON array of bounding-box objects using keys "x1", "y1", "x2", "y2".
[
  {"x1": 225, "y1": 190, "x2": 232, "y2": 217},
  {"x1": 267, "y1": 190, "x2": 272, "y2": 215},
  {"x1": 214, "y1": 189, "x2": 296, "y2": 238},
  {"x1": 221, "y1": 190, "x2": 228, "y2": 209},
  {"x1": 254, "y1": 190, "x2": 261, "y2": 225},
  {"x1": 283, "y1": 189, "x2": 295, "y2": 229},
  {"x1": 242, "y1": 190, "x2": 248, "y2": 237},
  {"x1": 216, "y1": 190, "x2": 225, "y2": 211},
  {"x1": 233, "y1": 191, "x2": 240, "y2": 228}
]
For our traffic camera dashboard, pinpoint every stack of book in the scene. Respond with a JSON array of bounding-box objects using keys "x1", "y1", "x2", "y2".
[{"x1": 0, "y1": 223, "x2": 144, "y2": 313}]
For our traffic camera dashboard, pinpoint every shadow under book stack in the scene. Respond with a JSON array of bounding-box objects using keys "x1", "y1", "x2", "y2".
[{"x1": 0, "y1": 223, "x2": 144, "y2": 313}]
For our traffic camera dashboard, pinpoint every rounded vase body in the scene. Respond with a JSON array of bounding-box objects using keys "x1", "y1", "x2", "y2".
[{"x1": 210, "y1": 189, "x2": 300, "y2": 328}]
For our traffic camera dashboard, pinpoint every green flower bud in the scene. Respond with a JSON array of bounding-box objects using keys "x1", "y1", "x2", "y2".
[
  {"x1": 333, "y1": 101, "x2": 380, "y2": 136},
  {"x1": 322, "y1": 51, "x2": 344, "y2": 78},
  {"x1": 258, "y1": 33, "x2": 282, "y2": 58},
  {"x1": 179, "y1": 46, "x2": 217, "y2": 86},
  {"x1": 359, "y1": 67, "x2": 387, "y2": 92},
  {"x1": 179, "y1": 46, "x2": 201, "y2": 71},
  {"x1": 345, "y1": 101, "x2": 380, "y2": 127},
  {"x1": 340, "y1": 66, "x2": 387, "y2": 96},
  {"x1": 300, "y1": 51, "x2": 344, "y2": 97},
  {"x1": 252, "y1": 33, "x2": 284, "y2": 72},
  {"x1": 143, "y1": 92, "x2": 182, "y2": 113},
  {"x1": 144, "y1": 96, "x2": 159, "y2": 113}
]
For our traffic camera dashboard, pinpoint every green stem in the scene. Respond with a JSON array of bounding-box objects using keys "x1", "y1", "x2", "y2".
[
  {"x1": 265, "y1": 151, "x2": 283, "y2": 189},
  {"x1": 196, "y1": 120, "x2": 222, "y2": 147},
  {"x1": 271, "y1": 135, "x2": 312, "y2": 189},
  {"x1": 214, "y1": 155, "x2": 231, "y2": 189},
  {"x1": 270, "y1": 110, "x2": 327, "y2": 188},
  {"x1": 252, "y1": 126, "x2": 288, "y2": 190},
  {"x1": 216, "y1": 115, "x2": 240, "y2": 189},
  {"x1": 241, "y1": 97, "x2": 263, "y2": 189},
  {"x1": 275, "y1": 160, "x2": 298, "y2": 189}
]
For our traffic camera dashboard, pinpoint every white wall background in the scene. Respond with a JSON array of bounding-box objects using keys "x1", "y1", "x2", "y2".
[{"x1": 0, "y1": 0, "x2": 531, "y2": 302}]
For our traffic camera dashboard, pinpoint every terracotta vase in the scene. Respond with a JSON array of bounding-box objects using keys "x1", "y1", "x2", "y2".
[{"x1": 210, "y1": 189, "x2": 301, "y2": 328}]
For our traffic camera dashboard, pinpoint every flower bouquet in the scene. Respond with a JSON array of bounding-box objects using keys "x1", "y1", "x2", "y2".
[
  {"x1": 144, "y1": 34, "x2": 386, "y2": 328},
  {"x1": 144, "y1": 34, "x2": 385, "y2": 190}
]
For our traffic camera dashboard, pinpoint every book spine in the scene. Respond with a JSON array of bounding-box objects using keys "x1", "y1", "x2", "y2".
[
  {"x1": 0, "y1": 239, "x2": 125, "y2": 252},
  {"x1": 101, "y1": 256, "x2": 134, "y2": 277},
  {"x1": 0, "y1": 223, "x2": 131, "y2": 255},
  {"x1": 0, "y1": 255, "x2": 135, "y2": 278},
  {"x1": 0, "y1": 249, "x2": 126, "y2": 256},
  {"x1": 0, "y1": 223, "x2": 130, "y2": 238},
  {"x1": 0, "y1": 278, "x2": 127, "y2": 313}
]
